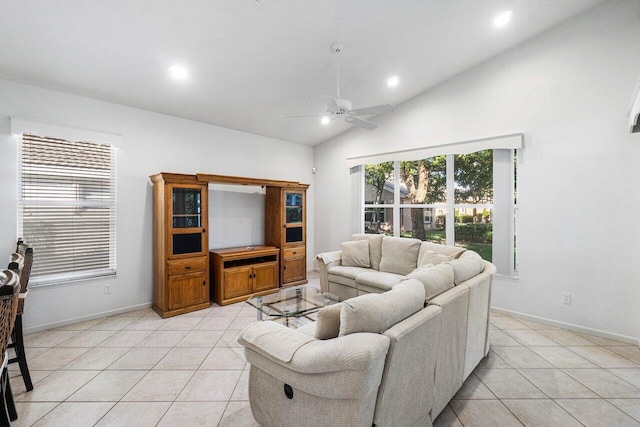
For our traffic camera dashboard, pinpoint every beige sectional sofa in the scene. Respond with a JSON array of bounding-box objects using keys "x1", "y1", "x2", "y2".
[{"x1": 238, "y1": 234, "x2": 495, "y2": 426}]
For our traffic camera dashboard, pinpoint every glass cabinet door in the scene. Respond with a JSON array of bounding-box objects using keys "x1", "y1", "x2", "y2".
[
  {"x1": 172, "y1": 188, "x2": 201, "y2": 228},
  {"x1": 169, "y1": 185, "x2": 206, "y2": 257},
  {"x1": 285, "y1": 192, "x2": 303, "y2": 224},
  {"x1": 284, "y1": 191, "x2": 304, "y2": 245}
]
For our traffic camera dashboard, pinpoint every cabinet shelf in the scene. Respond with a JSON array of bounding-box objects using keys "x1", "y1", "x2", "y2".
[{"x1": 223, "y1": 255, "x2": 278, "y2": 269}]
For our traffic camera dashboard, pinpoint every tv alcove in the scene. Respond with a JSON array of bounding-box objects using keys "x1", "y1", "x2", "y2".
[{"x1": 150, "y1": 172, "x2": 309, "y2": 316}]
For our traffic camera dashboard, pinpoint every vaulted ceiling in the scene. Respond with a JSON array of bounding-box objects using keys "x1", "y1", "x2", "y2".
[{"x1": 0, "y1": 0, "x2": 605, "y2": 145}]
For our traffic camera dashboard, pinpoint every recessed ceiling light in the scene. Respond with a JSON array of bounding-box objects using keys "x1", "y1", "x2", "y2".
[
  {"x1": 321, "y1": 116, "x2": 330, "y2": 125},
  {"x1": 494, "y1": 11, "x2": 513, "y2": 28},
  {"x1": 169, "y1": 65, "x2": 188, "y2": 80},
  {"x1": 387, "y1": 76, "x2": 399, "y2": 87}
]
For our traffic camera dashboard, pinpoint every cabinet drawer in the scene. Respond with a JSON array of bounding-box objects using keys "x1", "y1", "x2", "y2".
[
  {"x1": 168, "y1": 256, "x2": 207, "y2": 275},
  {"x1": 283, "y1": 247, "x2": 304, "y2": 259}
]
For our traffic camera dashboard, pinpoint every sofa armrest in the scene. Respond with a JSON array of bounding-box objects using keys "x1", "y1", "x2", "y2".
[
  {"x1": 239, "y1": 320, "x2": 389, "y2": 373},
  {"x1": 239, "y1": 321, "x2": 390, "y2": 400},
  {"x1": 316, "y1": 250, "x2": 342, "y2": 292}
]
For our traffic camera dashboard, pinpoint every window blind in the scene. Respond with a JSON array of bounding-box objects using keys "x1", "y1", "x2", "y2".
[
  {"x1": 18, "y1": 133, "x2": 117, "y2": 285},
  {"x1": 350, "y1": 165, "x2": 364, "y2": 235},
  {"x1": 492, "y1": 149, "x2": 516, "y2": 277}
]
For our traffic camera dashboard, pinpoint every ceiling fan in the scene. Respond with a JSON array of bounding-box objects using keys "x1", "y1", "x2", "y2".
[{"x1": 283, "y1": 43, "x2": 395, "y2": 130}]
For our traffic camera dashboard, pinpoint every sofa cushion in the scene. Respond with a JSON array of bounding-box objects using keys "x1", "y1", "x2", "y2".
[
  {"x1": 355, "y1": 271, "x2": 405, "y2": 293},
  {"x1": 327, "y1": 265, "x2": 371, "y2": 280},
  {"x1": 314, "y1": 303, "x2": 342, "y2": 340},
  {"x1": 405, "y1": 264, "x2": 455, "y2": 301},
  {"x1": 328, "y1": 266, "x2": 371, "y2": 289},
  {"x1": 339, "y1": 279, "x2": 425, "y2": 336},
  {"x1": 418, "y1": 242, "x2": 467, "y2": 261},
  {"x1": 379, "y1": 236, "x2": 421, "y2": 275},
  {"x1": 328, "y1": 274, "x2": 357, "y2": 289},
  {"x1": 351, "y1": 233, "x2": 384, "y2": 270},
  {"x1": 447, "y1": 251, "x2": 485, "y2": 285},
  {"x1": 417, "y1": 250, "x2": 452, "y2": 268},
  {"x1": 341, "y1": 240, "x2": 371, "y2": 268}
]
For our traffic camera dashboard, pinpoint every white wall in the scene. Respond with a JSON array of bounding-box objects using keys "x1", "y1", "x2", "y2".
[
  {"x1": 0, "y1": 80, "x2": 314, "y2": 332},
  {"x1": 208, "y1": 184, "x2": 266, "y2": 250},
  {"x1": 314, "y1": 0, "x2": 640, "y2": 342}
]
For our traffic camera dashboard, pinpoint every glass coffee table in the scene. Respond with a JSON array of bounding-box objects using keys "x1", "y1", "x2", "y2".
[{"x1": 246, "y1": 286, "x2": 340, "y2": 328}]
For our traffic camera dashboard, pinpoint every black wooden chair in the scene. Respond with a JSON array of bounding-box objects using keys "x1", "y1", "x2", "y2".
[
  {"x1": 7, "y1": 240, "x2": 33, "y2": 392},
  {"x1": 0, "y1": 269, "x2": 20, "y2": 425}
]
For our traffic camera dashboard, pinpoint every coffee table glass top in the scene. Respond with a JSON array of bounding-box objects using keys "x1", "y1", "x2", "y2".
[{"x1": 246, "y1": 286, "x2": 339, "y2": 327}]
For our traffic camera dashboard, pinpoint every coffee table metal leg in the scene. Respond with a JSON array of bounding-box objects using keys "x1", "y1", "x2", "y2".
[
  {"x1": 284, "y1": 309, "x2": 290, "y2": 327},
  {"x1": 257, "y1": 296, "x2": 263, "y2": 321}
]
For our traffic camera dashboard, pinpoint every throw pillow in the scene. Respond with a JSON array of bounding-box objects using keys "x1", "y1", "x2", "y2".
[
  {"x1": 378, "y1": 236, "x2": 421, "y2": 275},
  {"x1": 314, "y1": 303, "x2": 342, "y2": 340},
  {"x1": 341, "y1": 240, "x2": 371, "y2": 268},
  {"x1": 405, "y1": 264, "x2": 455, "y2": 301},
  {"x1": 351, "y1": 233, "x2": 384, "y2": 270},
  {"x1": 447, "y1": 251, "x2": 485, "y2": 285},
  {"x1": 417, "y1": 250, "x2": 452, "y2": 268},
  {"x1": 418, "y1": 242, "x2": 468, "y2": 260},
  {"x1": 339, "y1": 279, "x2": 425, "y2": 336}
]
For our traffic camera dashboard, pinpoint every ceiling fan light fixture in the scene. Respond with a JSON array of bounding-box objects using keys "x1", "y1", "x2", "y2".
[
  {"x1": 494, "y1": 11, "x2": 513, "y2": 28},
  {"x1": 387, "y1": 75, "x2": 399, "y2": 87},
  {"x1": 321, "y1": 116, "x2": 330, "y2": 125}
]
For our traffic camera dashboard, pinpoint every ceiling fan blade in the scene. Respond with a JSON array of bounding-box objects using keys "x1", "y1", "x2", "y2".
[
  {"x1": 345, "y1": 116, "x2": 378, "y2": 130},
  {"x1": 281, "y1": 114, "x2": 328, "y2": 119},
  {"x1": 348, "y1": 104, "x2": 395, "y2": 116}
]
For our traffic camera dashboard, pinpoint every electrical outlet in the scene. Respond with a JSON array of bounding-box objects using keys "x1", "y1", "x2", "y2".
[
  {"x1": 104, "y1": 285, "x2": 112, "y2": 294},
  {"x1": 562, "y1": 293, "x2": 571, "y2": 305}
]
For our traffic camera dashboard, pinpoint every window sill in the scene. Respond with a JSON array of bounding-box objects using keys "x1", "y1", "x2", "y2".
[{"x1": 31, "y1": 270, "x2": 117, "y2": 288}]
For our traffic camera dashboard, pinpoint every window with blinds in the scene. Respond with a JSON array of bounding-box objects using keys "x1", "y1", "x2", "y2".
[{"x1": 18, "y1": 133, "x2": 117, "y2": 285}]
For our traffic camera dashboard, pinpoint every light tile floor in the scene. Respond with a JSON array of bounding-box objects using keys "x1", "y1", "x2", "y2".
[
  {"x1": 435, "y1": 312, "x2": 640, "y2": 427},
  {"x1": 8, "y1": 273, "x2": 640, "y2": 426}
]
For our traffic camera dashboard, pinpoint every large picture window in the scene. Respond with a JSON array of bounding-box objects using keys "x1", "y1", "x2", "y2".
[
  {"x1": 18, "y1": 133, "x2": 117, "y2": 285},
  {"x1": 363, "y1": 149, "x2": 517, "y2": 276}
]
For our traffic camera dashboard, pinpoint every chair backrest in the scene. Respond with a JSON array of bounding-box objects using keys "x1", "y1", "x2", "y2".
[
  {"x1": 0, "y1": 270, "x2": 20, "y2": 363},
  {"x1": 15, "y1": 240, "x2": 34, "y2": 295},
  {"x1": 10, "y1": 240, "x2": 34, "y2": 315}
]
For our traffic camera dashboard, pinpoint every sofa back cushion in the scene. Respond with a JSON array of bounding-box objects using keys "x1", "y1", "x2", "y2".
[
  {"x1": 341, "y1": 240, "x2": 371, "y2": 268},
  {"x1": 418, "y1": 242, "x2": 467, "y2": 261},
  {"x1": 417, "y1": 250, "x2": 452, "y2": 268},
  {"x1": 351, "y1": 233, "x2": 384, "y2": 270},
  {"x1": 405, "y1": 263, "x2": 455, "y2": 301},
  {"x1": 447, "y1": 251, "x2": 485, "y2": 285},
  {"x1": 379, "y1": 236, "x2": 421, "y2": 275},
  {"x1": 314, "y1": 303, "x2": 342, "y2": 340},
  {"x1": 339, "y1": 279, "x2": 425, "y2": 336}
]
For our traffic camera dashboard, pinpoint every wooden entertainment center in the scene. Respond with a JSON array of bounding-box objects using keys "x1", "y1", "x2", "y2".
[{"x1": 150, "y1": 172, "x2": 309, "y2": 317}]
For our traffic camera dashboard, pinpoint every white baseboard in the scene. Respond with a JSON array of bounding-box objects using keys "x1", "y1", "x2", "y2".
[
  {"x1": 25, "y1": 302, "x2": 153, "y2": 334},
  {"x1": 491, "y1": 306, "x2": 638, "y2": 345}
]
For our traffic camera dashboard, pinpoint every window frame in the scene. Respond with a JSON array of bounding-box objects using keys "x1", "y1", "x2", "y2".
[{"x1": 361, "y1": 150, "x2": 518, "y2": 277}]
